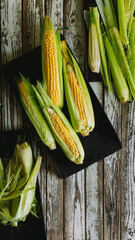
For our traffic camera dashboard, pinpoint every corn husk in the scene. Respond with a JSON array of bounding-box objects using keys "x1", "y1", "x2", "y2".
[{"x1": 32, "y1": 82, "x2": 85, "y2": 165}]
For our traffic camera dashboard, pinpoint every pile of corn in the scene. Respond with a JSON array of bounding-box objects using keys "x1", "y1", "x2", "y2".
[
  {"x1": 17, "y1": 16, "x2": 95, "y2": 165},
  {"x1": 0, "y1": 142, "x2": 42, "y2": 226},
  {"x1": 84, "y1": 0, "x2": 135, "y2": 103}
]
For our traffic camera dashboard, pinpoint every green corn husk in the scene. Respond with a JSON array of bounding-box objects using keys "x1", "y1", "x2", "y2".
[
  {"x1": 11, "y1": 142, "x2": 33, "y2": 217},
  {"x1": 0, "y1": 141, "x2": 42, "y2": 226},
  {"x1": 95, "y1": 0, "x2": 118, "y2": 30},
  {"x1": 0, "y1": 156, "x2": 41, "y2": 226},
  {"x1": 11, "y1": 156, "x2": 42, "y2": 226},
  {"x1": 103, "y1": 31, "x2": 130, "y2": 103},
  {"x1": 5, "y1": 159, "x2": 12, "y2": 187},
  {"x1": 109, "y1": 27, "x2": 135, "y2": 100},
  {"x1": 61, "y1": 40, "x2": 95, "y2": 137},
  {"x1": 0, "y1": 159, "x2": 4, "y2": 192},
  {"x1": 125, "y1": 0, "x2": 135, "y2": 34},
  {"x1": 118, "y1": 0, "x2": 129, "y2": 44},
  {"x1": 85, "y1": 8, "x2": 100, "y2": 73},
  {"x1": 17, "y1": 74, "x2": 56, "y2": 150},
  {"x1": 103, "y1": 0, "x2": 118, "y2": 29},
  {"x1": 15, "y1": 142, "x2": 33, "y2": 176},
  {"x1": 129, "y1": 19, "x2": 135, "y2": 81},
  {"x1": 9, "y1": 165, "x2": 22, "y2": 192},
  {"x1": 93, "y1": 8, "x2": 112, "y2": 93},
  {"x1": 32, "y1": 82, "x2": 84, "y2": 165},
  {"x1": 41, "y1": 16, "x2": 63, "y2": 109}
]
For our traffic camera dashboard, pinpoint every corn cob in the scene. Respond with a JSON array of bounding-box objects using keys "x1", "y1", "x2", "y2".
[
  {"x1": 32, "y1": 82, "x2": 84, "y2": 165},
  {"x1": 84, "y1": 8, "x2": 100, "y2": 73},
  {"x1": 125, "y1": 0, "x2": 135, "y2": 34},
  {"x1": 103, "y1": 0, "x2": 118, "y2": 29},
  {"x1": 61, "y1": 40, "x2": 95, "y2": 137},
  {"x1": 109, "y1": 27, "x2": 135, "y2": 100},
  {"x1": 95, "y1": 0, "x2": 117, "y2": 30},
  {"x1": 103, "y1": 32, "x2": 130, "y2": 103},
  {"x1": 17, "y1": 74, "x2": 56, "y2": 150},
  {"x1": 42, "y1": 16, "x2": 63, "y2": 108},
  {"x1": 118, "y1": 0, "x2": 129, "y2": 45},
  {"x1": 86, "y1": 7, "x2": 112, "y2": 93}
]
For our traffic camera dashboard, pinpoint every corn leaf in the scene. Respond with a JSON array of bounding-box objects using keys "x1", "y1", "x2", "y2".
[
  {"x1": 33, "y1": 83, "x2": 85, "y2": 164},
  {"x1": 109, "y1": 27, "x2": 135, "y2": 100},
  {"x1": 0, "y1": 159, "x2": 4, "y2": 192},
  {"x1": 94, "y1": 8, "x2": 112, "y2": 92},
  {"x1": 129, "y1": 19, "x2": 135, "y2": 81},
  {"x1": 13, "y1": 156, "x2": 41, "y2": 222},
  {"x1": 118, "y1": 0, "x2": 129, "y2": 44},
  {"x1": 103, "y1": 31, "x2": 130, "y2": 103},
  {"x1": 17, "y1": 74, "x2": 56, "y2": 150}
]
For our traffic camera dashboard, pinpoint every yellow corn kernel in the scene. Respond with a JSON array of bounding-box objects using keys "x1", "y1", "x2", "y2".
[
  {"x1": 48, "y1": 109, "x2": 79, "y2": 158},
  {"x1": 18, "y1": 81, "x2": 29, "y2": 107},
  {"x1": 67, "y1": 64, "x2": 88, "y2": 126},
  {"x1": 44, "y1": 30, "x2": 59, "y2": 106}
]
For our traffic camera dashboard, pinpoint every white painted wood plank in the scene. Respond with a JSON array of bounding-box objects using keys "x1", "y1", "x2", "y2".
[
  {"x1": 23, "y1": 0, "x2": 45, "y2": 52},
  {"x1": 1, "y1": 0, "x2": 22, "y2": 130},
  {"x1": 85, "y1": 82, "x2": 103, "y2": 240},
  {"x1": 121, "y1": 102, "x2": 135, "y2": 240},
  {"x1": 104, "y1": 89, "x2": 121, "y2": 240},
  {"x1": 46, "y1": 0, "x2": 63, "y2": 31},
  {"x1": 63, "y1": 1, "x2": 86, "y2": 239},
  {"x1": 46, "y1": 155, "x2": 63, "y2": 240}
]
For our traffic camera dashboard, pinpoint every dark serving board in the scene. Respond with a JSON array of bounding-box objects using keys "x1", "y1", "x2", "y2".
[
  {"x1": 1, "y1": 45, "x2": 122, "y2": 178},
  {"x1": 0, "y1": 130, "x2": 47, "y2": 240}
]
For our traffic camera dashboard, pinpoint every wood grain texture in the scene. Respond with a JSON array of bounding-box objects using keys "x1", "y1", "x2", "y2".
[
  {"x1": 63, "y1": 0, "x2": 86, "y2": 71},
  {"x1": 85, "y1": 82, "x2": 104, "y2": 240},
  {"x1": 1, "y1": 0, "x2": 135, "y2": 239},
  {"x1": 1, "y1": 0, "x2": 22, "y2": 131},
  {"x1": 104, "y1": 90, "x2": 121, "y2": 240},
  {"x1": 121, "y1": 102, "x2": 135, "y2": 240},
  {"x1": 46, "y1": 158, "x2": 63, "y2": 240},
  {"x1": 23, "y1": 0, "x2": 45, "y2": 53},
  {"x1": 63, "y1": 1, "x2": 86, "y2": 239},
  {"x1": 45, "y1": 1, "x2": 64, "y2": 239},
  {"x1": 22, "y1": 0, "x2": 47, "y2": 232}
]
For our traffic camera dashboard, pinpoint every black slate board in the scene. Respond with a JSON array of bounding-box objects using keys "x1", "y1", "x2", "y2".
[
  {"x1": 2, "y1": 45, "x2": 122, "y2": 178},
  {"x1": 0, "y1": 130, "x2": 47, "y2": 240}
]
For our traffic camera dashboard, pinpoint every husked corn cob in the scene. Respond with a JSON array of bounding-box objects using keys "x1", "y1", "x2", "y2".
[
  {"x1": 17, "y1": 74, "x2": 56, "y2": 150},
  {"x1": 48, "y1": 108, "x2": 79, "y2": 159},
  {"x1": 32, "y1": 82, "x2": 84, "y2": 164},
  {"x1": 44, "y1": 30, "x2": 59, "y2": 105},
  {"x1": 67, "y1": 64, "x2": 87, "y2": 126},
  {"x1": 42, "y1": 16, "x2": 63, "y2": 108},
  {"x1": 87, "y1": 8, "x2": 100, "y2": 73},
  {"x1": 61, "y1": 40, "x2": 95, "y2": 136}
]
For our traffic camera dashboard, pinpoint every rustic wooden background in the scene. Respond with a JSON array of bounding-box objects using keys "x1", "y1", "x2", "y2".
[{"x1": 1, "y1": 0, "x2": 135, "y2": 239}]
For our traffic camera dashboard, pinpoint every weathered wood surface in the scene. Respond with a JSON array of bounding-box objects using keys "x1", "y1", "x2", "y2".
[{"x1": 1, "y1": 0, "x2": 135, "y2": 240}]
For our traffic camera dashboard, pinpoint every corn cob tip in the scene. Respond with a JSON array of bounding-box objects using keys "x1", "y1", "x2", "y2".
[
  {"x1": 61, "y1": 40, "x2": 69, "y2": 61},
  {"x1": 49, "y1": 142, "x2": 56, "y2": 150},
  {"x1": 120, "y1": 95, "x2": 131, "y2": 103},
  {"x1": 81, "y1": 125, "x2": 94, "y2": 136},
  {"x1": 81, "y1": 131, "x2": 89, "y2": 137},
  {"x1": 75, "y1": 157, "x2": 83, "y2": 165},
  {"x1": 44, "y1": 15, "x2": 52, "y2": 30},
  {"x1": 90, "y1": 62, "x2": 100, "y2": 73}
]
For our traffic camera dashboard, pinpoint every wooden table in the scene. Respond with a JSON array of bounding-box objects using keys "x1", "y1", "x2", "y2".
[{"x1": 1, "y1": 0, "x2": 135, "y2": 239}]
